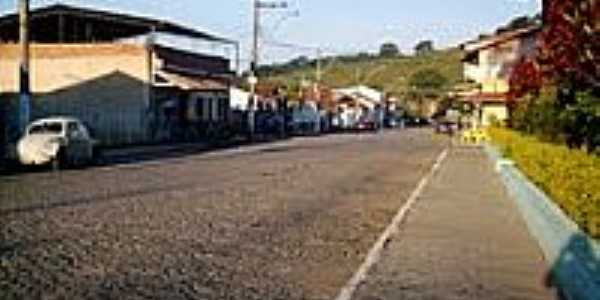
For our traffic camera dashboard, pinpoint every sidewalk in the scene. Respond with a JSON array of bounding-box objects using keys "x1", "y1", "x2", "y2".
[{"x1": 352, "y1": 146, "x2": 555, "y2": 300}]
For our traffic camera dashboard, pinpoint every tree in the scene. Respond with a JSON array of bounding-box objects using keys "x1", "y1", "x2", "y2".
[
  {"x1": 414, "y1": 40, "x2": 434, "y2": 56},
  {"x1": 379, "y1": 42, "x2": 400, "y2": 57},
  {"x1": 539, "y1": 0, "x2": 599, "y2": 88},
  {"x1": 537, "y1": 0, "x2": 599, "y2": 151},
  {"x1": 507, "y1": 0, "x2": 600, "y2": 152},
  {"x1": 509, "y1": 57, "x2": 543, "y2": 100},
  {"x1": 358, "y1": 52, "x2": 372, "y2": 59},
  {"x1": 289, "y1": 55, "x2": 310, "y2": 67},
  {"x1": 406, "y1": 69, "x2": 449, "y2": 117},
  {"x1": 408, "y1": 68, "x2": 448, "y2": 92},
  {"x1": 498, "y1": 15, "x2": 538, "y2": 33}
]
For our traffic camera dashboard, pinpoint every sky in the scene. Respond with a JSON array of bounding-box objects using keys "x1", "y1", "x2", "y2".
[{"x1": 0, "y1": 0, "x2": 542, "y2": 68}]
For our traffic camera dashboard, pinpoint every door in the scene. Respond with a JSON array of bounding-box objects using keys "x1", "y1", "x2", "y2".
[{"x1": 66, "y1": 121, "x2": 91, "y2": 165}]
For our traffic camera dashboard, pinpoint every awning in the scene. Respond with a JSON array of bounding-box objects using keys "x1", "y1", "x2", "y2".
[
  {"x1": 155, "y1": 71, "x2": 229, "y2": 91},
  {"x1": 0, "y1": 4, "x2": 234, "y2": 44},
  {"x1": 460, "y1": 92, "x2": 509, "y2": 104}
]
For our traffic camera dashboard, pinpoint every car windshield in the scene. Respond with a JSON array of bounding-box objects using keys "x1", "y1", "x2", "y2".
[{"x1": 28, "y1": 122, "x2": 64, "y2": 135}]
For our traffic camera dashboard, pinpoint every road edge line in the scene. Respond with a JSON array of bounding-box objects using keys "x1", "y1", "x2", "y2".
[{"x1": 334, "y1": 147, "x2": 449, "y2": 300}]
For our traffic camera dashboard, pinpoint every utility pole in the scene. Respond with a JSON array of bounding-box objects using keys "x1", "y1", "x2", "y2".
[
  {"x1": 234, "y1": 41, "x2": 241, "y2": 75},
  {"x1": 252, "y1": 0, "x2": 260, "y2": 71},
  {"x1": 248, "y1": 0, "x2": 288, "y2": 139},
  {"x1": 314, "y1": 48, "x2": 323, "y2": 132},
  {"x1": 247, "y1": 0, "x2": 259, "y2": 139},
  {"x1": 316, "y1": 48, "x2": 322, "y2": 83},
  {"x1": 18, "y1": 0, "x2": 31, "y2": 133}
]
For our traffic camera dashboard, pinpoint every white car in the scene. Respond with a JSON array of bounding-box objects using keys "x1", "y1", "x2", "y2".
[{"x1": 17, "y1": 117, "x2": 99, "y2": 169}]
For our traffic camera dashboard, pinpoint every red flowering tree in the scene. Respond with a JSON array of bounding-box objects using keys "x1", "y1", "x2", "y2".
[
  {"x1": 507, "y1": 57, "x2": 543, "y2": 128},
  {"x1": 509, "y1": 0, "x2": 599, "y2": 150},
  {"x1": 509, "y1": 57, "x2": 543, "y2": 100},
  {"x1": 539, "y1": 0, "x2": 599, "y2": 88}
]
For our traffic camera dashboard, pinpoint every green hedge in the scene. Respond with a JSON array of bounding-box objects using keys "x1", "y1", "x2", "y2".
[{"x1": 490, "y1": 128, "x2": 600, "y2": 238}]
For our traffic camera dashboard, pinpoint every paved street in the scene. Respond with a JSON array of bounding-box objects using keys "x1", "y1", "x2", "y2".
[
  {"x1": 1, "y1": 129, "x2": 448, "y2": 299},
  {"x1": 0, "y1": 1, "x2": 592, "y2": 298}
]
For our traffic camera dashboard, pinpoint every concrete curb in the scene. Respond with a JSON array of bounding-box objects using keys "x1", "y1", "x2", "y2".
[{"x1": 483, "y1": 144, "x2": 600, "y2": 300}]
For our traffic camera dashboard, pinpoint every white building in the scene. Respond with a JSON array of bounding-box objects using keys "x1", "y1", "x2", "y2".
[
  {"x1": 332, "y1": 85, "x2": 385, "y2": 129},
  {"x1": 229, "y1": 87, "x2": 250, "y2": 111},
  {"x1": 335, "y1": 85, "x2": 384, "y2": 105}
]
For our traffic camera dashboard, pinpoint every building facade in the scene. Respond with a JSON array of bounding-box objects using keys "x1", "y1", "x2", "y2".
[
  {"x1": 0, "y1": 4, "x2": 235, "y2": 151},
  {"x1": 0, "y1": 43, "x2": 152, "y2": 145},
  {"x1": 460, "y1": 26, "x2": 540, "y2": 127}
]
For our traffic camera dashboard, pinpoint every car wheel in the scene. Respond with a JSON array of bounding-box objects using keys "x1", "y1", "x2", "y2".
[
  {"x1": 91, "y1": 146, "x2": 104, "y2": 166},
  {"x1": 51, "y1": 148, "x2": 66, "y2": 171}
]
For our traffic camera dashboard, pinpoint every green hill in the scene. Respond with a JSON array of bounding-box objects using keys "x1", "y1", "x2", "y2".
[{"x1": 262, "y1": 49, "x2": 464, "y2": 98}]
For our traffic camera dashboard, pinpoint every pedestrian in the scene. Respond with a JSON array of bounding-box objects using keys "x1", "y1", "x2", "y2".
[{"x1": 376, "y1": 104, "x2": 385, "y2": 133}]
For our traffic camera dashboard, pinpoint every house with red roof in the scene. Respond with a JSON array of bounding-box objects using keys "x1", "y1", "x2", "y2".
[{"x1": 459, "y1": 25, "x2": 541, "y2": 127}]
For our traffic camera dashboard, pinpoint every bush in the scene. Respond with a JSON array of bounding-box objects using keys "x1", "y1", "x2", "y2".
[
  {"x1": 512, "y1": 86, "x2": 600, "y2": 153},
  {"x1": 489, "y1": 127, "x2": 600, "y2": 238}
]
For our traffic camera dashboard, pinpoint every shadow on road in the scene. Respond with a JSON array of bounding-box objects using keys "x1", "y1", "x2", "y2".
[
  {"x1": 0, "y1": 135, "x2": 354, "y2": 216},
  {"x1": 0, "y1": 136, "x2": 287, "y2": 177},
  {"x1": 0, "y1": 130, "x2": 413, "y2": 216}
]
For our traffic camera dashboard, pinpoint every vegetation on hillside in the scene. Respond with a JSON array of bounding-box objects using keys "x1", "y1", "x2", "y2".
[{"x1": 260, "y1": 48, "x2": 463, "y2": 101}]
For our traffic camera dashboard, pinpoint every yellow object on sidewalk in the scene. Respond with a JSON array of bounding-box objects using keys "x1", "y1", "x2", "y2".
[{"x1": 461, "y1": 128, "x2": 490, "y2": 144}]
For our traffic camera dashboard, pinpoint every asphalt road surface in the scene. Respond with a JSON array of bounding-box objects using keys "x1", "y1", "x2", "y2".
[{"x1": 1, "y1": 129, "x2": 447, "y2": 299}]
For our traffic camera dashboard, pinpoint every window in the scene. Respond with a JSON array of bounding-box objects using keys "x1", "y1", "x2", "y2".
[
  {"x1": 211, "y1": 98, "x2": 219, "y2": 121},
  {"x1": 28, "y1": 122, "x2": 63, "y2": 135},
  {"x1": 196, "y1": 96, "x2": 204, "y2": 121},
  {"x1": 67, "y1": 122, "x2": 79, "y2": 132},
  {"x1": 203, "y1": 97, "x2": 211, "y2": 121},
  {"x1": 206, "y1": 98, "x2": 213, "y2": 121},
  {"x1": 67, "y1": 122, "x2": 83, "y2": 139},
  {"x1": 219, "y1": 97, "x2": 228, "y2": 121}
]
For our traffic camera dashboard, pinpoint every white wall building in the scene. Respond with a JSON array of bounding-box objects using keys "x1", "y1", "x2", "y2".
[
  {"x1": 230, "y1": 87, "x2": 250, "y2": 111},
  {"x1": 332, "y1": 85, "x2": 385, "y2": 129}
]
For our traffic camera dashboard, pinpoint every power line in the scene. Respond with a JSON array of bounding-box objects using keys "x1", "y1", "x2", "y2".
[{"x1": 262, "y1": 40, "x2": 320, "y2": 51}]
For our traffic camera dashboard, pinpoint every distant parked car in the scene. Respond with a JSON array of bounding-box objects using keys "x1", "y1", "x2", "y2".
[
  {"x1": 385, "y1": 115, "x2": 406, "y2": 128},
  {"x1": 435, "y1": 121, "x2": 457, "y2": 135},
  {"x1": 17, "y1": 117, "x2": 99, "y2": 169},
  {"x1": 289, "y1": 103, "x2": 321, "y2": 135},
  {"x1": 355, "y1": 117, "x2": 377, "y2": 131},
  {"x1": 404, "y1": 116, "x2": 429, "y2": 127}
]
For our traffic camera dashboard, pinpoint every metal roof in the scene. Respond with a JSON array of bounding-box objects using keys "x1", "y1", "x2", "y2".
[
  {"x1": 155, "y1": 71, "x2": 229, "y2": 91},
  {"x1": 460, "y1": 92, "x2": 509, "y2": 104},
  {"x1": 0, "y1": 4, "x2": 234, "y2": 44},
  {"x1": 461, "y1": 26, "x2": 541, "y2": 53}
]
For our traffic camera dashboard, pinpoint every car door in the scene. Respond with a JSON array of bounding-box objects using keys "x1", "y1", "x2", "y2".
[
  {"x1": 78, "y1": 124, "x2": 94, "y2": 161},
  {"x1": 66, "y1": 121, "x2": 88, "y2": 165}
]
